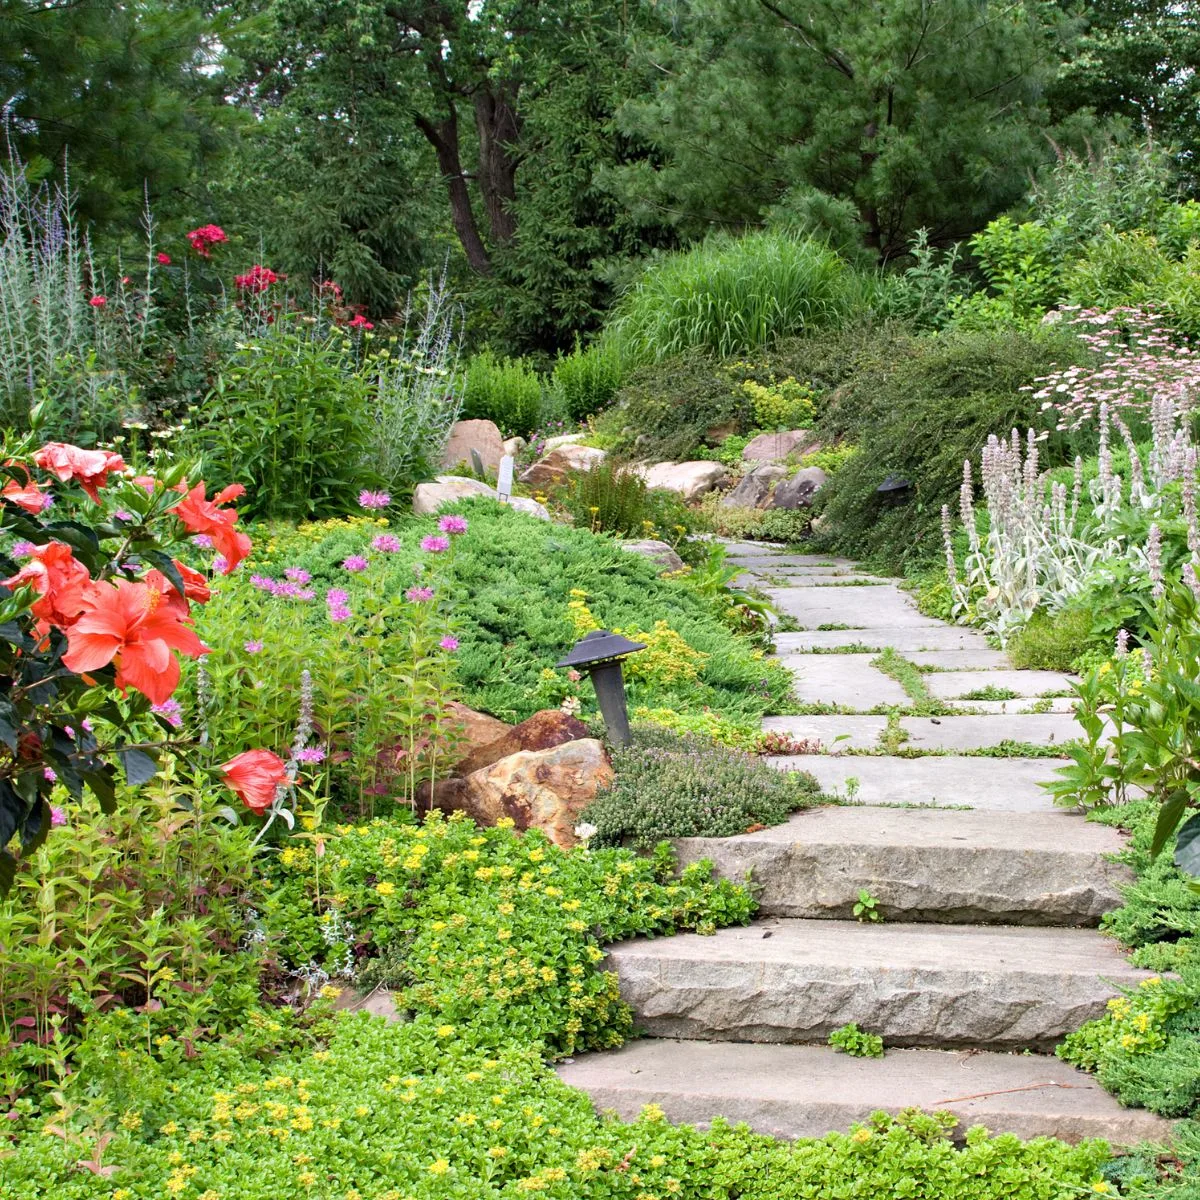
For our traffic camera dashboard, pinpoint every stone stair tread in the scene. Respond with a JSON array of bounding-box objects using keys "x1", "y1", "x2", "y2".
[
  {"x1": 763, "y1": 712, "x2": 1085, "y2": 752},
  {"x1": 556, "y1": 1039, "x2": 1172, "y2": 1147},
  {"x1": 607, "y1": 919, "x2": 1150, "y2": 1050}
]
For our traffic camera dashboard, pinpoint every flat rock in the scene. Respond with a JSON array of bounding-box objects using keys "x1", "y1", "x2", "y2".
[
  {"x1": 507, "y1": 496, "x2": 550, "y2": 521},
  {"x1": 412, "y1": 475, "x2": 495, "y2": 515},
  {"x1": 775, "y1": 629, "x2": 1000, "y2": 655},
  {"x1": 787, "y1": 655, "x2": 909, "y2": 709},
  {"x1": 453, "y1": 710, "x2": 590, "y2": 777},
  {"x1": 766, "y1": 587, "x2": 945, "y2": 629},
  {"x1": 925, "y1": 670, "x2": 1078, "y2": 700},
  {"x1": 775, "y1": 755, "x2": 1070, "y2": 812},
  {"x1": 943, "y1": 697, "x2": 1078, "y2": 714},
  {"x1": 442, "y1": 418, "x2": 504, "y2": 474},
  {"x1": 520, "y1": 445, "x2": 606, "y2": 489},
  {"x1": 502, "y1": 435, "x2": 527, "y2": 457},
  {"x1": 619, "y1": 539, "x2": 685, "y2": 572},
  {"x1": 899, "y1": 713, "x2": 1084, "y2": 751},
  {"x1": 796, "y1": 575, "x2": 891, "y2": 587},
  {"x1": 906, "y1": 649, "x2": 1013, "y2": 669},
  {"x1": 672, "y1": 806, "x2": 1129, "y2": 925},
  {"x1": 640, "y1": 461, "x2": 728, "y2": 501},
  {"x1": 605, "y1": 918, "x2": 1152, "y2": 1050},
  {"x1": 742, "y1": 430, "x2": 813, "y2": 462},
  {"x1": 557, "y1": 1040, "x2": 1172, "y2": 1147},
  {"x1": 542, "y1": 432, "x2": 588, "y2": 452},
  {"x1": 762, "y1": 714, "x2": 888, "y2": 751}
]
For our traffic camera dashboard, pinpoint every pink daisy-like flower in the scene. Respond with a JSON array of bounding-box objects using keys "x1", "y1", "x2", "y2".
[
  {"x1": 405, "y1": 586, "x2": 434, "y2": 603},
  {"x1": 439, "y1": 635, "x2": 459, "y2": 651},
  {"x1": 245, "y1": 639, "x2": 264, "y2": 654},
  {"x1": 438, "y1": 515, "x2": 468, "y2": 535},
  {"x1": 296, "y1": 746, "x2": 326, "y2": 764},
  {"x1": 371, "y1": 534, "x2": 402, "y2": 553},
  {"x1": 50, "y1": 806, "x2": 67, "y2": 827},
  {"x1": 358, "y1": 490, "x2": 391, "y2": 510},
  {"x1": 420, "y1": 535, "x2": 450, "y2": 553},
  {"x1": 342, "y1": 555, "x2": 369, "y2": 572},
  {"x1": 284, "y1": 567, "x2": 311, "y2": 583}
]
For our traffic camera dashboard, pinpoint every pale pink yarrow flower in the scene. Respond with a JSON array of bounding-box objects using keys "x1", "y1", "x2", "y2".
[
  {"x1": 439, "y1": 635, "x2": 459, "y2": 651},
  {"x1": 405, "y1": 586, "x2": 434, "y2": 602},
  {"x1": 245, "y1": 639, "x2": 264, "y2": 654},
  {"x1": 342, "y1": 555, "x2": 369, "y2": 572},
  {"x1": 371, "y1": 534, "x2": 402, "y2": 552},
  {"x1": 50, "y1": 806, "x2": 67, "y2": 827},
  {"x1": 438, "y1": 515, "x2": 468, "y2": 535},
  {"x1": 420, "y1": 535, "x2": 450, "y2": 553},
  {"x1": 358, "y1": 490, "x2": 391, "y2": 510}
]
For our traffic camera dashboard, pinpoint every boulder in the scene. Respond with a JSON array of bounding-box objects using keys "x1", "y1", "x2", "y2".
[
  {"x1": 620, "y1": 539, "x2": 685, "y2": 572},
  {"x1": 769, "y1": 466, "x2": 827, "y2": 510},
  {"x1": 543, "y1": 432, "x2": 588, "y2": 452},
  {"x1": 507, "y1": 496, "x2": 551, "y2": 521},
  {"x1": 640, "y1": 461, "x2": 727, "y2": 502},
  {"x1": 412, "y1": 475, "x2": 495, "y2": 515},
  {"x1": 442, "y1": 738, "x2": 613, "y2": 848},
  {"x1": 502, "y1": 436, "x2": 527, "y2": 457},
  {"x1": 442, "y1": 419, "x2": 505, "y2": 475},
  {"x1": 741, "y1": 429, "x2": 813, "y2": 463},
  {"x1": 721, "y1": 464, "x2": 786, "y2": 509},
  {"x1": 520, "y1": 445, "x2": 606, "y2": 489},
  {"x1": 443, "y1": 701, "x2": 513, "y2": 771},
  {"x1": 454, "y1": 709, "x2": 590, "y2": 778}
]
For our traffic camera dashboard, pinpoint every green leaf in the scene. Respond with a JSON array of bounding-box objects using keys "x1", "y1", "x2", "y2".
[
  {"x1": 1150, "y1": 788, "x2": 1190, "y2": 859},
  {"x1": 1174, "y1": 812, "x2": 1200, "y2": 878},
  {"x1": 83, "y1": 766, "x2": 117, "y2": 814},
  {"x1": 141, "y1": 550, "x2": 186, "y2": 598}
]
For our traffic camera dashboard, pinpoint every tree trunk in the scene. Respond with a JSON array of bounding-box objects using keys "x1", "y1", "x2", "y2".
[
  {"x1": 414, "y1": 106, "x2": 494, "y2": 274},
  {"x1": 473, "y1": 85, "x2": 522, "y2": 246}
]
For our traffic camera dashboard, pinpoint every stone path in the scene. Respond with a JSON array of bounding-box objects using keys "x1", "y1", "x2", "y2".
[{"x1": 559, "y1": 543, "x2": 1171, "y2": 1146}]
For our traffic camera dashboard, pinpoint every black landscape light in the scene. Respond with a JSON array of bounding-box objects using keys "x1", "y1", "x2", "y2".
[
  {"x1": 556, "y1": 629, "x2": 646, "y2": 747},
  {"x1": 876, "y1": 474, "x2": 912, "y2": 506}
]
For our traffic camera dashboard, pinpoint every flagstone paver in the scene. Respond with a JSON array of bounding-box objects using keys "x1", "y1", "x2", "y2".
[
  {"x1": 788, "y1": 654, "x2": 910, "y2": 708},
  {"x1": 925, "y1": 669, "x2": 1077, "y2": 699}
]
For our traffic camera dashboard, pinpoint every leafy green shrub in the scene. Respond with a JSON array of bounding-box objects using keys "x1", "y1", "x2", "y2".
[
  {"x1": 799, "y1": 443, "x2": 858, "y2": 476},
  {"x1": 460, "y1": 349, "x2": 543, "y2": 435},
  {"x1": 582, "y1": 727, "x2": 822, "y2": 849},
  {"x1": 604, "y1": 231, "x2": 879, "y2": 364},
  {"x1": 0, "y1": 1013, "x2": 1113, "y2": 1200},
  {"x1": 558, "y1": 460, "x2": 695, "y2": 545},
  {"x1": 829, "y1": 1022, "x2": 885, "y2": 1057},
  {"x1": 1008, "y1": 607, "x2": 1100, "y2": 672},
  {"x1": 741, "y1": 376, "x2": 816, "y2": 429},
  {"x1": 812, "y1": 326, "x2": 1078, "y2": 569},
  {"x1": 550, "y1": 339, "x2": 623, "y2": 422},
  {"x1": 696, "y1": 495, "x2": 813, "y2": 544},
  {"x1": 696, "y1": 432, "x2": 753, "y2": 468}
]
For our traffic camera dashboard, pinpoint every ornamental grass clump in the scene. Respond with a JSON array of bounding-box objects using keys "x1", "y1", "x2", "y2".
[{"x1": 583, "y1": 726, "x2": 823, "y2": 849}]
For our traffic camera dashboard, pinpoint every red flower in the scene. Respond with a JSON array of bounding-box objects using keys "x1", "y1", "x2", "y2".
[
  {"x1": 33, "y1": 442, "x2": 126, "y2": 503},
  {"x1": 347, "y1": 314, "x2": 373, "y2": 330},
  {"x1": 62, "y1": 577, "x2": 209, "y2": 706},
  {"x1": 187, "y1": 224, "x2": 228, "y2": 257},
  {"x1": 172, "y1": 560, "x2": 211, "y2": 605},
  {"x1": 170, "y1": 482, "x2": 251, "y2": 574},
  {"x1": 156, "y1": 252, "x2": 172, "y2": 265},
  {"x1": 121, "y1": 276, "x2": 132, "y2": 285},
  {"x1": 234, "y1": 264, "x2": 278, "y2": 293},
  {"x1": 89, "y1": 296, "x2": 107, "y2": 308},
  {"x1": 221, "y1": 749, "x2": 288, "y2": 813},
  {"x1": 3, "y1": 541, "x2": 91, "y2": 629},
  {"x1": 1, "y1": 468, "x2": 49, "y2": 515}
]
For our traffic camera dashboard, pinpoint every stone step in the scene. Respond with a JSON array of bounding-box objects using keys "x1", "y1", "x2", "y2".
[
  {"x1": 672, "y1": 807, "x2": 1128, "y2": 926},
  {"x1": 776, "y1": 628, "x2": 1001, "y2": 657},
  {"x1": 925, "y1": 670, "x2": 1077, "y2": 700},
  {"x1": 770, "y1": 754, "x2": 1071, "y2": 811},
  {"x1": 606, "y1": 919, "x2": 1150, "y2": 1051},
  {"x1": 556, "y1": 1039, "x2": 1171, "y2": 1147},
  {"x1": 763, "y1": 712, "x2": 1085, "y2": 752},
  {"x1": 786, "y1": 654, "x2": 910, "y2": 708},
  {"x1": 942, "y1": 697, "x2": 1078, "y2": 715},
  {"x1": 766, "y1": 586, "x2": 943, "y2": 629}
]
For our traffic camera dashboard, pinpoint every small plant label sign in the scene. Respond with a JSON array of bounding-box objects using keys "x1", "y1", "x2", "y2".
[{"x1": 497, "y1": 454, "x2": 514, "y2": 502}]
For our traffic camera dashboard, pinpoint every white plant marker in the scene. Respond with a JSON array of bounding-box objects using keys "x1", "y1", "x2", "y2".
[{"x1": 497, "y1": 454, "x2": 514, "y2": 503}]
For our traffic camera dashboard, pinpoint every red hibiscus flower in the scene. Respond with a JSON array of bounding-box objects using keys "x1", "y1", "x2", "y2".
[
  {"x1": 33, "y1": 442, "x2": 126, "y2": 503},
  {"x1": 3, "y1": 541, "x2": 92, "y2": 629},
  {"x1": 1, "y1": 468, "x2": 49, "y2": 514},
  {"x1": 172, "y1": 560, "x2": 211, "y2": 605},
  {"x1": 62, "y1": 577, "x2": 209, "y2": 705},
  {"x1": 221, "y1": 749, "x2": 288, "y2": 813},
  {"x1": 170, "y1": 482, "x2": 251, "y2": 574}
]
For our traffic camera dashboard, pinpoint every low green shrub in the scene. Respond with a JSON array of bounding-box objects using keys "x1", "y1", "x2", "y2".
[
  {"x1": 696, "y1": 432, "x2": 753, "y2": 468},
  {"x1": 695, "y1": 495, "x2": 813, "y2": 544},
  {"x1": 741, "y1": 375, "x2": 816, "y2": 429},
  {"x1": 550, "y1": 339, "x2": 623, "y2": 422},
  {"x1": 460, "y1": 350, "x2": 544, "y2": 436},
  {"x1": 558, "y1": 461, "x2": 696, "y2": 545},
  {"x1": 829, "y1": 1022, "x2": 885, "y2": 1058},
  {"x1": 1008, "y1": 607, "x2": 1102, "y2": 672},
  {"x1": 582, "y1": 727, "x2": 822, "y2": 849}
]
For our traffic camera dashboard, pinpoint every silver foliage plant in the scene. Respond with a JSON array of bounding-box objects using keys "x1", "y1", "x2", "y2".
[
  {"x1": 946, "y1": 396, "x2": 1200, "y2": 644},
  {"x1": 365, "y1": 267, "x2": 464, "y2": 492}
]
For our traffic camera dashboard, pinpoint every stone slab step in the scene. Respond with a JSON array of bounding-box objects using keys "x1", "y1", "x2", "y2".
[
  {"x1": 766, "y1": 587, "x2": 943, "y2": 629},
  {"x1": 763, "y1": 713, "x2": 1084, "y2": 752},
  {"x1": 606, "y1": 919, "x2": 1150, "y2": 1050},
  {"x1": 776, "y1": 629, "x2": 1000, "y2": 655},
  {"x1": 787, "y1": 654, "x2": 910, "y2": 709},
  {"x1": 943, "y1": 698, "x2": 1078, "y2": 714},
  {"x1": 556, "y1": 1039, "x2": 1172, "y2": 1147},
  {"x1": 672, "y1": 807, "x2": 1128, "y2": 925},
  {"x1": 771, "y1": 754, "x2": 1071, "y2": 811},
  {"x1": 925, "y1": 670, "x2": 1077, "y2": 700}
]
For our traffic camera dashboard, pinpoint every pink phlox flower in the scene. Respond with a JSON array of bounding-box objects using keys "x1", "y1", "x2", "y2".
[
  {"x1": 193, "y1": 534, "x2": 214, "y2": 548},
  {"x1": 9, "y1": 541, "x2": 36, "y2": 557},
  {"x1": 438, "y1": 515, "x2": 468, "y2": 535},
  {"x1": 405, "y1": 586, "x2": 434, "y2": 603},
  {"x1": 371, "y1": 534, "x2": 401, "y2": 552},
  {"x1": 342, "y1": 555, "x2": 369, "y2": 572},
  {"x1": 285, "y1": 567, "x2": 311, "y2": 583},
  {"x1": 420, "y1": 535, "x2": 450, "y2": 553},
  {"x1": 212, "y1": 554, "x2": 229, "y2": 574}
]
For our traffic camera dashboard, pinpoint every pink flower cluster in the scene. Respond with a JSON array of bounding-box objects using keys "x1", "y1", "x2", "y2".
[
  {"x1": 151, "y1": 697, "x2": 184, "y2": 728},
  {"x1": 250, "y1": 572, "x2": 315, "y2": 600},
  {"x1": 358, "y1": 490, "x2": 391, "y2": 510},
  {"x1": 326, "y1": 587, "x2": 351, "y2": 623},
  {"x1": 371, "y1": 534, "x2": 401, "y2": 553},
  {"x1": 405, "y1": 586, "x2": 433, "y2": 603},
  {"x1": 342, "y1": 555, "x2": 369, "y2": 573},
  {"x1": 347, "y1": 314, "x2": 374, "y2": 330},
  {"x1": 187, "y1": 224, "x2": 227, "y2": 257},
  {"x1": 235, "y1": 264, "x2": 279, "y2": 293},
  {"x1": 420, "y1": 535, "x2": 450, "y2": 554}
]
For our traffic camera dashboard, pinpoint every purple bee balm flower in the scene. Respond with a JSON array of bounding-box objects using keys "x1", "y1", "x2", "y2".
[
  {"x1": 405, "y1": 586, "x2": 434, "y2": 603},
  {"x1": 284, "y1": 567, "x2": 312, "y2": 583},
  {"x1": 439, "y1": 635, "x2": 459, "y2": 651},
  {"x1": 9, "y1": 540, "x2": 35, "y2": 557},
  {"x1": 43, "y1": 767, "x2": 57, "y2": 782},
  {"x1": 244, "y1": 639, "x2": 264, "y2": 654},
  {"x1": 358, "y1": 490, "x2": 391, "y2": 510},
  {"x1": 212, "y1": 554, "x2": 229, "y2": 574},
  {"x1": 40, "y1": 493, "x2": 54, "y2": 509},
  {"x1": 371, "y1": 534, "x2": 402, "y2": 552},
  {"x1": 342, "y1": 555, "x2": 369, "y2": 572},
  {"x1": 328, "y1": 604, "x2": 352, "y2": 623},
  {"x1": 420, "y1": 535, "x2": 450, "y2": 553},
  {"x1": 193, "y1": 533, "x2": 214, "y2": 549},
  {"x1": 296, "y1": 746, "x2": 326, "y2": 764},
  {"x1": 151, "y1": 698, "x2": 183, "y2": 729},
  {"x1": 325, "y1": 588, "x2": 349, "y2": 606},
  {"x1": 50, "y1": 805, "x2": 67, "y2": 827},
  {"x1": 438, "y1": 515, "x2": 468, "y2": 535},
  {"x1": 115, "y1": 509, "x2": 134, "y2": 522}
]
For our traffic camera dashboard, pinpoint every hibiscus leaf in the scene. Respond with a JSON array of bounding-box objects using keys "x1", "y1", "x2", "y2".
[
  {"x1": 1175, "y1": 813, "x2": 1200, "y2": 878},
  {"x1": 42, "y1": 520, "x2": 101, "y2": 557},
  {"x1": 1151, "y1": 788, "x2": 1190, "y2": 859},
  {"x1": 0, "y1": 849, "x2": 15, "y2": 897},
  {"x1": 20, "y1": 799, "x2": 49, "y2": 856},
  {"x1": 118, "y1": 748, "x2": 158, "y2": 787},
  {"x1": 82, "y1": 767, "x2": 117, "y2": 814},
  {"x1": 140, "y1": 550, "x2": 185, "y2": 598}
]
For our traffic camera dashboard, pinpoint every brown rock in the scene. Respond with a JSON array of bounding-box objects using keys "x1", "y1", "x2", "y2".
[
  {"x1": 520, "y1": 445, "x2": 606, "y2": 489},
  {"x1": 455, "y1": 709, "x2": 589, "y2": 778},
  {"x1": 721, "y1": 463, "x2": 786, "y2": 509},
  {"x1": 741, "y1": 429, "x2": 813, "y2": 463},
  {"x1": 442, "y1": 701, "x2": 513, "y2": 770},
  {"x1": 639, "y1": 461, "x2": 728, "y2": 502},
  {"x1": 442, "y1": 739, "x2": 613, "y2": 847},
  {"x1": 769, "y1": 466, "x2": 827, "y2": 510},
  {"x1": 619, "y1": 539, "x2": 685, "y2": 572},
  {"x1": 442, "y1": 419, "x2": 505, "y2": 475}
]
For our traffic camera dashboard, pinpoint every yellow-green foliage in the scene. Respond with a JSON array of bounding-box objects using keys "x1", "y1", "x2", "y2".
[{"x1": 741, "y1": 376, "x2": 816, "y2": 429}]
